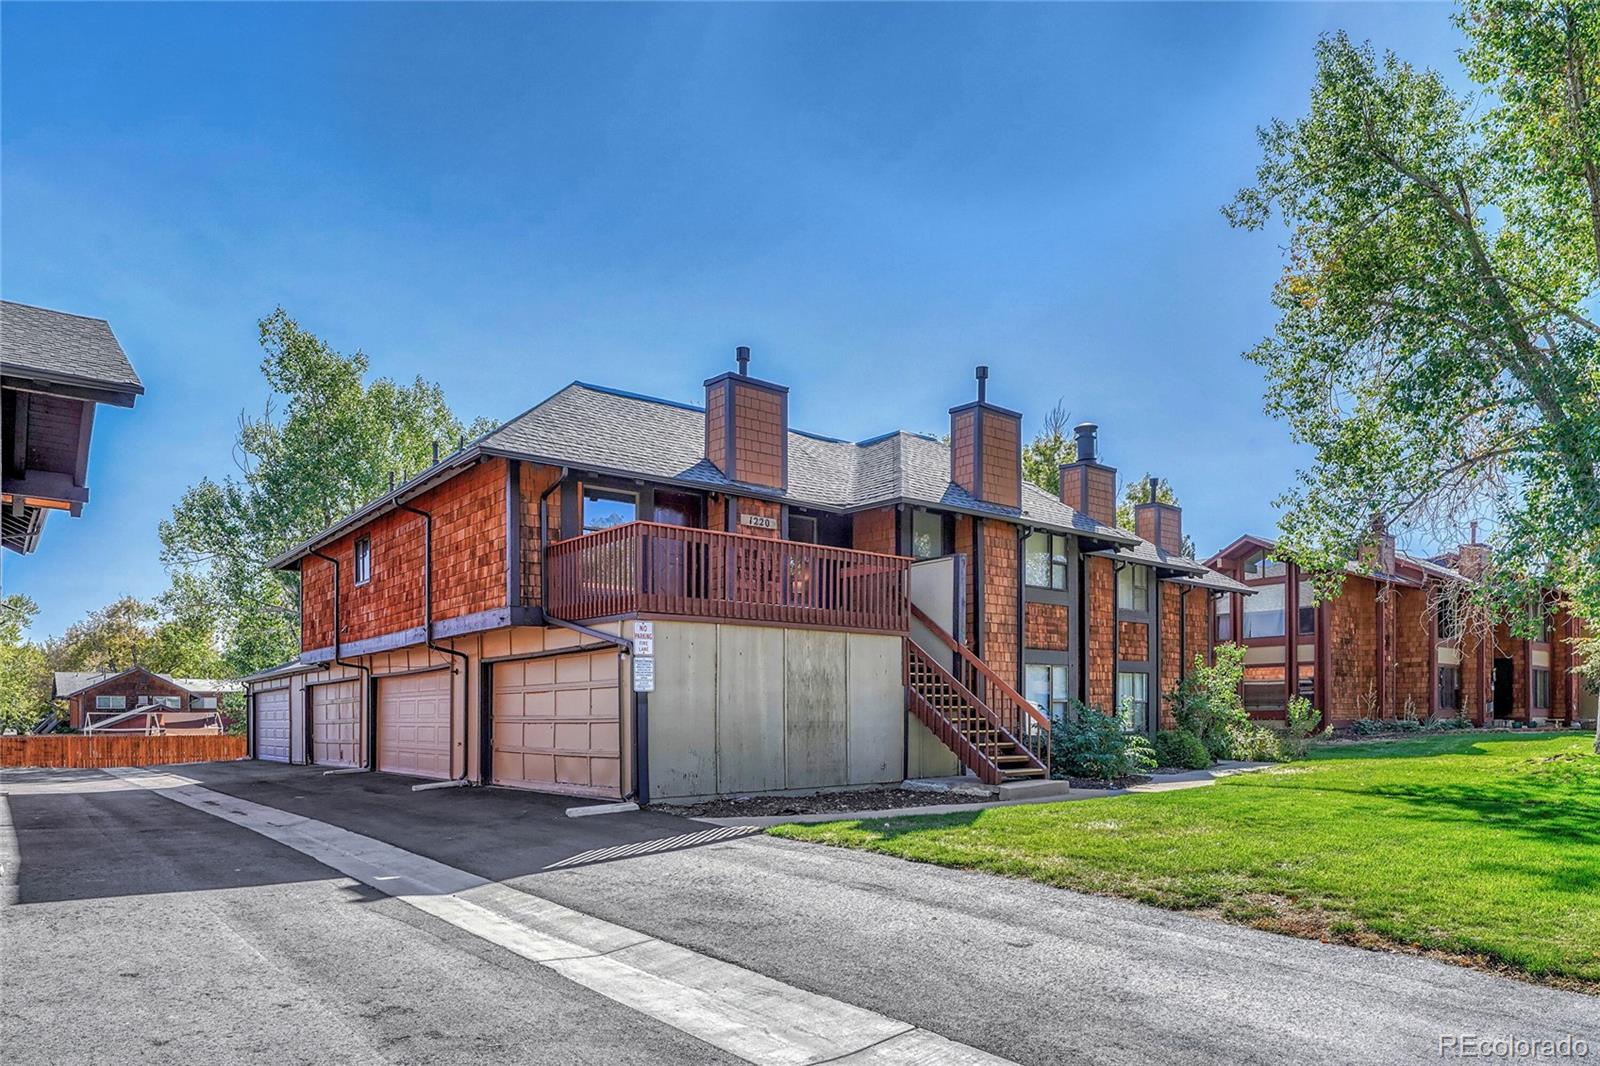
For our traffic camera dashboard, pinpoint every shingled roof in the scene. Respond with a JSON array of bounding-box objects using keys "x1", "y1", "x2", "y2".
[{"x1": 0, "y1": 301, "x2": 144, "y2": 403}]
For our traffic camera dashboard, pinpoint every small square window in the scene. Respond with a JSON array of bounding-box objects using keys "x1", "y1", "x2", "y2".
[
  {"x1": 354, "y1": 536, "x2": 372, "y2": 585},
  {"x1": 911, "y1": 510, "x2": 953, "y2": 560},
  {"x1": 1025, "y1": 533, "x2": 1070, "y2": 590}
]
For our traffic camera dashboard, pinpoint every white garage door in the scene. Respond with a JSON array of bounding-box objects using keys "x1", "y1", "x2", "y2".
[
  {"x1": 253, "y1": 689, "x2": 290, "y2": 763},
  {"x1": 310, "y1": 680, "x2": 362, "y2": 768},
  {"x1": 491, "y1": 651, "x2": 621, "y2": 797},
  {"x1": 377, "y1": 671, "x2": 452, "y2": 780}
]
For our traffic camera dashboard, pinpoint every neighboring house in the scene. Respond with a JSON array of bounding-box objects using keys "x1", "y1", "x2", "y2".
[
  {"x1": 1205, "y1": 533, "x2": 1593, "y2": 728},
  {"x1": 1, "y1": 301, "x2": 144, "y2": 553},
  {"x1": 245, "y1": 352, "x2": 1245, "y2": 802},
  {"x1": 53, "y1": 668, "x2": 243, "y2": 731}
]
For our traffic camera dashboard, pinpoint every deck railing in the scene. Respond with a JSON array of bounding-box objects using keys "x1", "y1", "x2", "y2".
[{"x1": 546, "y1": 521, "x2": 910, "y2": 633}]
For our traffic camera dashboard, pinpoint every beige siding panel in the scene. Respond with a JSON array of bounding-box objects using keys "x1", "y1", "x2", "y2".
[
  {"x1": 715, "y1": 625, "x2": 786, "y2": 794},
  {"x1": 377, "y1": 670, "x2": 452, "y2": 780},
  {"x1": 846, "y1": 633, "x2": 904, "y2": 785},
  {"x1": 907, "y1": 716, "x2": 960, "y2": 778},
  {"x1": 309, "y1": 680, "x2": 362, "y2": 768},
  {"x1": 253, "y1": 688, "x2": 291, "y2": 763},
  {"x1": 491, "y1": 650, "x2": 622, "y2": 798},
  {"x1": 647, "y1": 622, "x2": 719, "y2": 800},
  {"x1": 783, "y1": 630, "x2": 848, "y2": 789}
]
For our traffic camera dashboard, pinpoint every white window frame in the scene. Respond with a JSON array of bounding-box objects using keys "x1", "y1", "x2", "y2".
[
  {"x1": 354, "y1": 536, "x2": 372, "y2": 586},
  {"x1": 95, "y1": 695, "x2": 127, "y2": 710}
]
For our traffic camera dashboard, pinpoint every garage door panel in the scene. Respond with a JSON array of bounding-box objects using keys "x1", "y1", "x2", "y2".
[
  {"x1": 491, "y1": 649, "x2": 622, "y2": 798},
  {"x1": 253, "y1": 690, "x2": 290, "y2": 763},
  {"x1": 310, "y1": 681, "x2": 362, "y2": 768},
  {"x1": 377, "y1": 671, "x2": 451, "y2": 780}
]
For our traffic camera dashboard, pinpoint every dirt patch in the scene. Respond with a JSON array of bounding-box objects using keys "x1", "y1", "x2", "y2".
[{"x1": 659, "y1": 786, "x2": 999, "y2": 819}]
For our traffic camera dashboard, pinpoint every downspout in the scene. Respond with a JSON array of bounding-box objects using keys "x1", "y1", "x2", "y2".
[
  {"x1": 535, "y1": 467, "x2": 643, "y2": 802},
  {"x1": 1178, "y1": 586, "x2": 1189, "y2": 681},
  {"x1": 1111, "y1": 560, "x2": 1126, "y2": 703},
  {"x1": 397, "y1": 502, "x2": 471, "y2": 784},
  {"x1": 1076, "y1": 553, "x2": 1089, "y2": 703},
  {"x1": 309, "y1": 548, "x2": 371, "y2": 768},
  {"x1": 1016, "y1": 525, "x2": 1028, "y2": 692}
]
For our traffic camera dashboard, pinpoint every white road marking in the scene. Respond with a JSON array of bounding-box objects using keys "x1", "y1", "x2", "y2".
[{"x1": 105, "y1": 768, "x2": 1017, "y2": 1066}]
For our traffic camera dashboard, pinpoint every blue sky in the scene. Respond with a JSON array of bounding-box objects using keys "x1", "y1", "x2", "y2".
[{"x1": 2, "y1": 2, "x2": 1469, "y2": 639}]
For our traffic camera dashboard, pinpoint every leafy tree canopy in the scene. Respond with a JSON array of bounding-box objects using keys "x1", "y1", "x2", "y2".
[
  {"x1": 160, "y1": 308, "x2": 495, "y2": 673},
  {"x1": 1021, "y1": 399, "x2": 1077, "y2": 496},
  {"x1": 0, "y1": 596, "x2": 51, "y2": 733},
  {"x1": 1225, "y1": 4, "x2": 1599, "y2": 648},
  {"x1": 1116, "y1": 475, "x2": 1194, "y2": 557}
]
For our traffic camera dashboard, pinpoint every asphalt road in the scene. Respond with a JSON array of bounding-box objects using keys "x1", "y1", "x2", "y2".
[{"x1": 4, "y1": 762, "x2": 1596, "y2": 1066}]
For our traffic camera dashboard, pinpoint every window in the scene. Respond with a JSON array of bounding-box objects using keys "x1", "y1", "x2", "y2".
[
  {"x1": 1243, "y1": 583, "x2": 1285, "y2": 638},
  {"x1": 191, "y1": 696, "x2": 218, "y2": 709},
  {"x1": 153, "y1": 696, "x2": 182, "y2": 709},
  {"x1": 1214, "y1": 595, "x2": 1233, "y2": 641},
  {"x1": 1532, "y1": 668, "x2": 1551, "y2": 710},
  {"x1": 788, "y1": 515, "x2": 818, "y2": 544},
  {"x1": 354, "y1": 536, "x2": 372, "y2": 586},
  {"x1": 582, "y1": 487, "x2": 637, "y2": 533},
  {"x1": 1116, "y1": 671, "x2": 1149, "y2": 733},
  {"x1": 1242, "y1": 550, "x2": 1286, "y2": 580},
  {"x1": 1438, "y1": 666, "x2": 1461, "y2": 711},
  {"x1": 1024, "y1": 532, "x2": 1070, "y2": 590},
  {"x1": 911, "y1": 510, "x2": 952, "y2": 560},
  {"x1": 1117, "y1": 565, "x2": 1149, "y2": 612},
  {"x1": 1024, "y1": 663, "x2": 1070, "y2": 718},
  {"x1": 94, "y1": 695, "x2": 126, "y2": 710},
  {"x1": 1437, "y1": 596, "x2": 1461, "y2": 641},
  {"x1": 1297, "y1": 581, "x2": 1316, "y2": 636}
]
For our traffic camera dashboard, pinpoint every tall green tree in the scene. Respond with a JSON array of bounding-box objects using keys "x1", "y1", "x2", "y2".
[
  {"x1": 1021, "y1": 399, "x2": 1077, "y2": 496},
  {"x1": 44, "y1": 589, "x2": 227, "y2": 679},
  {"x1": 0, "y1": 596, "x2": 51, "y2": 733},
  {"x1": 1225, "y1": 4, "x2": 1599, "y2": 745},
  {"x1": 161, "y1": 308, "x2": 495, "y2": 672}
]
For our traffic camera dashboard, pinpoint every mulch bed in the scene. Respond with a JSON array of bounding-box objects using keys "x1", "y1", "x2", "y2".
[{"x1": 659, "y1": 786, "x2": 1000, "y2": 819}]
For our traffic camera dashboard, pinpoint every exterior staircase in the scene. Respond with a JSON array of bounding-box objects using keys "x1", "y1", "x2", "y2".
[{"x1": 906, "y1": 606, "x2": 1051, "y2": 785}]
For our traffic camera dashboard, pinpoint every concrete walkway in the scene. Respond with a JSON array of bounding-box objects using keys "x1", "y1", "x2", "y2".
[{"x1": 696, "y1": 762, "x2": 1276, "y2": 827}]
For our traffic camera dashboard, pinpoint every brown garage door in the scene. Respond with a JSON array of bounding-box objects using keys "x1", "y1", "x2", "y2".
[
  {"x1": 310, "y1": 680, "x2": 362, "y2": 768},
  {"x1": 377, "y1": 671, "x2": 452, "y2": 780},
  {"x1": 491, "y1": 651, "x2": 621, "y2": 797},
  {"x1": 253, "y1": 689, "x2": 290, "y2": 763}
]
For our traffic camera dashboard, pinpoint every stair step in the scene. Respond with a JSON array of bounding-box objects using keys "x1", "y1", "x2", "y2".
[{"x1": 1002, "y1": 767, "x2": 1048, "y2": 779}]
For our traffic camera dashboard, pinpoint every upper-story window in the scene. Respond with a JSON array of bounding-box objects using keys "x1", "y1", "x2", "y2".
[
  {"x1": 583, "y1": 488, "x2": 637, "y2": 533},
  {"x1": 191, "y1": 696, "x2": 218, "y2": 709},
  {"x1": 95, "y1": 695, "x2": 126, "y2": 710},
  {"x1": 1297, "y1": 580, "x2": 1316, "y2": 636},
  {"x1": 1024, "y1": 532, "x2": 1069, "y2": 590},
  {"x1": 354, "y1": 536, "x2": 372, "y2": 585},
  {"x1": 1116, "y1": 565, "x2": 1149, "y2": 612},
  {"x1": 911, "y1": 509, "x2": 953, "y2": 560},
  {"x1": 1242, "y1": 550, "x2": 1286, "y2": 580},
  {"x1": 1437, "y1": 597, "x2": 1462, "y2": 641},
  {"x1": 1244, "y1": 583, "x2": 1286, "y2": 638},
  {"x1": 152, "y1": 696, "x2": 182, "y2": 709},
  {"x1": 1214, "y1": 595, "x2": 1233, "y2": 641}
]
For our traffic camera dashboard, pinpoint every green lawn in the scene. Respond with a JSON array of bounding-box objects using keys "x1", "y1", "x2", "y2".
[{"x1": 771, "y1": 733, "x2": 1600, "y2": 988}]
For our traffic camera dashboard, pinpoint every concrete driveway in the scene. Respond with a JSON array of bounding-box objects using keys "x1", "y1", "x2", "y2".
[{"x1": 3, "y1": 763, "x2": 1595, "y2": 1066}]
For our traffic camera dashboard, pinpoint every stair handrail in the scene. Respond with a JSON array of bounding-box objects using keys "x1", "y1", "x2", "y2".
[{"x1": 910, "y1": 604, "x2": 1052, "y2": 736}]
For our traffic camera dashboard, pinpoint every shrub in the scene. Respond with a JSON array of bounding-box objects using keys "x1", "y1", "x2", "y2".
[
  {"x1": 1125, "y1": 733, "x2": 1158, "y2": 774},
  {"x1": 1154, "y1": 729, "x2": 1212, "y2": 769},
  {"x1": 1228, "y1": 723, "x2": 1286, "y2": 762},
  {"x1": 1049, "y1": 700, "x2": 1149, "y2": 782},
  {"x1": 1283, "y1": 695, "x2": 1323, "y2": 757},
  {"x1": 1166, "y1": 643, "x2": 1250, "y2": 761}
]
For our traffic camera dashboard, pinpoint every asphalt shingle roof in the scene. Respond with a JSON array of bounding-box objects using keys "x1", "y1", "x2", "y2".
[
  {"x1": 1, "y1": 301, "x2": 143, "y2": 395},
  {"x1": 53, "y1": 669, "x2": 241, "y2": 698}
]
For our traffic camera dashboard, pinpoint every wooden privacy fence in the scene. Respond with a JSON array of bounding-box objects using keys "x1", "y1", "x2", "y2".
[
  {"x1": 0, "y1": 734, "x2": 247, "y2": 769},
  {"x1": 547, "y1": 520, "x2": 911, "y2": 633}
]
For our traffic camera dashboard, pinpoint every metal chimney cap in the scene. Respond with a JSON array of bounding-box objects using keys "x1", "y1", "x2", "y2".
[
  {"x1": 735, "y1": 346, "x2": 751, "y2": 375},
  {"x1": 1073, "y1": 422, "x2": 1100, "y2": 463}
]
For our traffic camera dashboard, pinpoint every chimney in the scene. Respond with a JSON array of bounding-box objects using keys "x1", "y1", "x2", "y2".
[
  {"x1": 1360, "y1": 515, "x2": 1397, "y2": 574},
  {"x1": 705, "y1": 346, "x2": 788, "y2": 489},
  {"x1": 948, "y1": 365, "x2": 1022, "y2": 508},
  {"x1": 1133, "y1": 474, "x2": 1183, "y2": 555},
  {"x1": 1458, "y1": 523, "x2": 1490, "y2": 580},
  {"x1": 1059, "y1": 422, "x2": 1118, "y2": 527}
]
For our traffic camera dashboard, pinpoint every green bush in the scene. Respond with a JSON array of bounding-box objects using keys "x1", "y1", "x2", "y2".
[
  {"x1": 1049, "y1": 700, "x2": 1149, "y2": 782},
  {"x1": 1154, "y1": 729, "x2": 1212, "y2": 769},
  {"x1": 1125, "y1": 734, "x2": 1159, "y2": 774},
  {"x1": 1283, "y1": 695, "x2": 1323, "y2": 757},
  {"x1": 1228, "y1": 723, "x2": 1286, "y2": 762},
  {"x1": 1166, "y1": 643, "x2": 1250, "y2": 760}
]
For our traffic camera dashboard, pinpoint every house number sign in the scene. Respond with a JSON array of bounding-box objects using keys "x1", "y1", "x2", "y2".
[{"x1": 739, "y1": 513, "x2": 778, "y2": 530}]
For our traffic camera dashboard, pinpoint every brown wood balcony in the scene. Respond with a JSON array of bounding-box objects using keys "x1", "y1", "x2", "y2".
[{"x1": 546, "y1": 521, "x2": 910, "y2": 634}]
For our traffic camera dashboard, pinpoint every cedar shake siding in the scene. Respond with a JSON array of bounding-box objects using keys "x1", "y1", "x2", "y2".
[
  {"x1": 1025, "y1": 602, "x2": 1068, "y2": 651},
  {"x1": 302, "y1": 458, "x2": 508, "y2": 654},
  {"x1": 704, "y1": 369, "x2": 787, "y2": 490},
  {"x1": 1086, "y1": 556, "x2": 1116, "y2": 709},
  {"x1": 979, "y1": 519, "x2": 1019, "y2": 685},
  {"x1": 948, "y1": 402, "x2": 1022, "y2": 509},
  {"x1": 851, "y1": 506, "x2": 897, "y2": 555}
]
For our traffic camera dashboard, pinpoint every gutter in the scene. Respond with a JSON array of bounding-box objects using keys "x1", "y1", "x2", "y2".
[
  {"x1": 396, "y1": 502, "x2": 472, "y2": 784},
  {"x1": 308, "y1": 548, "x2": 371, "y2": 768}
]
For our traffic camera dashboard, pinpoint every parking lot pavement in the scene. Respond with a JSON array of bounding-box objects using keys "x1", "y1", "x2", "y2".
[{"x1": 6, "y1": 762, "x2": 1598, "y2": 1066}]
